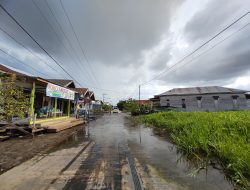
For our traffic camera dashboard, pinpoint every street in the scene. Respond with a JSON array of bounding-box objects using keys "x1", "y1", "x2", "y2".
[{"x1": 0, "y1": 114, "x2": 233, "y2": 190}]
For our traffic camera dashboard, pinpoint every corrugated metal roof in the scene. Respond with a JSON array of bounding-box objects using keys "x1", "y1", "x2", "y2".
[
  {"x1": 0, "y1": 64, "x2": 28, "y2": 76},
  {"x1": 159, "y1": 86, "x2": 248, "y2": 96},
  {"x1": 73, "y1": 88, "x2": 89, "y2": 95},
  {"x1": 46, "y1": 79, "x2": 74, "y2": 87}
]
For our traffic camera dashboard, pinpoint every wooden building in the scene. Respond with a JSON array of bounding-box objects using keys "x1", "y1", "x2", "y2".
[{"x1": 0, "y1": 64, "x2": 77, "y2": 122}]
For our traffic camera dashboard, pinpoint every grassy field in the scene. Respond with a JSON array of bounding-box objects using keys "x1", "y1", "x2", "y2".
[{"x1": 140, "y1": 111, "x2": 250, "y2": 188}]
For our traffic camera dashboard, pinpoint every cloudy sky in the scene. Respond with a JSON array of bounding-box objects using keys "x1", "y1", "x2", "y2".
[{"x1": 0, "y1": 0, "x2": 250, "y2": 103}]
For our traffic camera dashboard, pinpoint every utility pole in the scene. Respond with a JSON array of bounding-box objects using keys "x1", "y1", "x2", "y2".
[
  {"x1": 102, "y1": 93, "x2": 107, "y2": 103},
  {"x1": 139, "y1": 85, "x2": 141, "y2": 114},
  {"x1": 139, "y1": 84, "x2": 141, "y2": 144}
]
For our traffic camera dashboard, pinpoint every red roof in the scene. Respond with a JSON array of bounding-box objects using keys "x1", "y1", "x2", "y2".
[{"x1": 136, "y1": 100, "x2": 152, "y2": 105}]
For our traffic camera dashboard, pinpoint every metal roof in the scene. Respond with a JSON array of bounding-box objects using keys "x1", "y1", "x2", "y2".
[
  {"x1": 158, "y1": 86, "x2": 248, "y2": 96},
  {"x1": 72, "y1": 88, "x2": 89, "y2": 96},
  {"x1": 0, "y1": 64, "x2": 28, "y2": 76},
  {"x1": 46, "y1": 79, "x2": 74, "y2": 87}
]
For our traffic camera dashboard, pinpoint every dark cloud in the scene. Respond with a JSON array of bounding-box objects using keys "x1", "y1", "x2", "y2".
[
  {"x1": 184, "y1": 0, "x2": 250, "y2": 42},
  {"x1": 160, "y1": 27, "x2": 250, "y2": 85},
  {"x1": 61, "y1": 0, "x2": 184, "y2": 67},
  {"x1": 1, "y1": 0, "x2": 250, "y2": 102}
]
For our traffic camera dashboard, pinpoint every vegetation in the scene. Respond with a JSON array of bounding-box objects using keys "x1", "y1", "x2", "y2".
[
  {"x1": 0, "y1": 74, "x2": 30, "y2": 122},
  {"x1": 140, "y1": 111, "x2": 250, "y2": 188},
  {"x1": 123, "y1": 98, "x2": 139, "y2": 115},
  {"x1": 117, "y1": 100, "x2": 126, "y2": 111},
  {"x1": 102, "y1": 103, "x2": 112, "y2": 111},
  {"x1": 117, "y1": 98, "x2": 151, "y2": 115}
]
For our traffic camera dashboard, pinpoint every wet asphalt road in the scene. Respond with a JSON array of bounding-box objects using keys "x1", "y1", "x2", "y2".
[{"x1": 0, "y1": 113, "x2": 233, "y2": 190}]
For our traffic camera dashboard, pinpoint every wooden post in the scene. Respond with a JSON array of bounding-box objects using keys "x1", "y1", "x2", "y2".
[
  {"x1": 68, "y1": 99, "x2": 70, "y2": 117},
  {"x1": 29, "y1": 82, "x2": 36, "y2": 123},
  {"x1": 54, "y1": 97, "x2": 57, "y2": 118}
]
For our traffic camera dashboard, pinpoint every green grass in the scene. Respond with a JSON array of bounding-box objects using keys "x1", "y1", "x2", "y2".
[{"x1": 140, "y1": 111, "x2": 250, "y2": 188}]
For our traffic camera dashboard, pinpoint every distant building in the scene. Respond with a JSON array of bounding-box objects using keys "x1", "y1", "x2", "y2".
[
  {"x1": 149, "y1": 96, "x2": 160, "y2": 108},
  {"x1": 157, "y1": 86, "x2": 250, "y2": 112},
  {"x1": 136, "y1": 100, "x2": 152, "y2": 106}
]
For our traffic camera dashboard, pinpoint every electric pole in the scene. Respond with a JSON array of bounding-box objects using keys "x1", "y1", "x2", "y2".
[
  {"x1": 139, "y1": 85, "x2": 141, "y2": 114},
  {"x1": 102, "y1": 93, "x2": 107, "y2": 103}
]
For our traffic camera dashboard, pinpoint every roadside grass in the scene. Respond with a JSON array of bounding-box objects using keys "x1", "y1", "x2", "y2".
[{"x1": 140, "y1": 111, "x2": 250, "y2": 189}]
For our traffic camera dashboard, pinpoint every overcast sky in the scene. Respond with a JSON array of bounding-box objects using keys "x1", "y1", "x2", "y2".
[{"x1": 1, "y1": 0, "x2": 250, "y2": 103}]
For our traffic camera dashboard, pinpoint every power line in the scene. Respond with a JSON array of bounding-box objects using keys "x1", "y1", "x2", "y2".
[
  {"x1": 1, "y1": 4, "x2": 122, "y2": 93},
  {"x1": 142, "y1": 10, "x2": 250, "y2": 85},
  {"x1": 44, "y1": 0, "x2": 103, "y2": 88},
  {"x1": 0, "y1": 4, "x2": 83, "y2": 86},
  {"x1": 59, "y1": 0, "x2": 102, "y2": 88},
  {"x1": 43, "y1": 0, "x2": 98, "y2": 86},
  {"x1": 0, "y1": 48, "x2": 51, "y2": 78},
  {"x1": 31, "y1": 0, "x2": 84, "y2": 79},
  {"x1": 159, "y1": 22, "x2": 250, "y2": 79},
  {"x1": 0, "y1": 26, "x2": 66, "y2": 79}
]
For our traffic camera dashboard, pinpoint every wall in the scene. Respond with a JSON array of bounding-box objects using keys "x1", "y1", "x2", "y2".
[{"x1": 160, "y1": 93, "x2": 248, "y2": 112}]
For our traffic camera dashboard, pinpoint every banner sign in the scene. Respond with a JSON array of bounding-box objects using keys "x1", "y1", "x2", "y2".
[{"x1": 46, "y1": 83, "x2": 75, "y2": 100}]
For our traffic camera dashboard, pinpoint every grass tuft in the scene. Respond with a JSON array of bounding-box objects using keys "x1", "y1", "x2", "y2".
[{"x1": 140, "y1": 111, "x2": 250, "y2": 189}]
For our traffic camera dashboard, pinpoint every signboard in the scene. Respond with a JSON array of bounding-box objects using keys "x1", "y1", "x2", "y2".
[{"x1": 46, "y1": 83, "x2": 75, "y2": 100}]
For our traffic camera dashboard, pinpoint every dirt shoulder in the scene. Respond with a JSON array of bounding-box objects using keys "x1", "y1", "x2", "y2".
[{"x1": 0, "y1": 124, "x2": 85, "y2": 174}]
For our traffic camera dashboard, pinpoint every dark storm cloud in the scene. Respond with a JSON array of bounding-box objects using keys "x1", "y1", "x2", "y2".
[
  {"x1": 184, "y1": 0, "x2": 250, "y2": 42},
  {"x1": 2, "y1": 0, "x2": 250, "y2": 101},
  {"x1": 154, "y1": 0, "x2": 250, "y2": 89},
  {"x1": 160, "y1": 27, "x2": 250, "y2": 85},
  {"x1": 62, "y1": 0, "x2": 185, "y2": 67},
  {"x1": 1, "y1": 0, "x2": 64, "y2": 54},
  {"x1": 149, "y1": 53, "x2": 172, "y2": 71}
]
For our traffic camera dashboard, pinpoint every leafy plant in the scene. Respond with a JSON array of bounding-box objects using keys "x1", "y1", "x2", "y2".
[
  {"x1": 0, "y1": 74, "x2": 30, "y2": 122},
  {"x1": 124, "y1": 98, "x2": 139, "y2": 115}
]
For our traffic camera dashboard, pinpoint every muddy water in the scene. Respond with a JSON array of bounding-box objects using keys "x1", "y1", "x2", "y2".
[
  {"x1": 61, "y1": 113, "x2": 233, "y2": 190},
  {"x1": 123, "y1": 120, "x2": 233, "y2": 189}
]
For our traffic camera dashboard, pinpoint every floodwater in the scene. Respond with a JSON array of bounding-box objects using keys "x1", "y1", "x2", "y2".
[
  {"x1": 0, "y1": 113, "x2": 234, "y2": 190},
  {"x1": 64, "y1": 113, "x2": 233, "y2": 190}
]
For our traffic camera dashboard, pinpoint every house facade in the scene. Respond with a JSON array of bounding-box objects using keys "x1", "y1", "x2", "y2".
[
  {"x1": 0, "y1": 64, "x2": 96, "y2": 121},
  {"x1": 158, "y1": 86, "x2": 250, "y2": 112}
]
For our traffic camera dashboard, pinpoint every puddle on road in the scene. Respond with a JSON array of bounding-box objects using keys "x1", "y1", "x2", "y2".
[
  {"x1": 46, "y1": 125, "x2": 90, "y2": 154},
  {"x1": 124, "y1": 117, "x2": 233, "y2": 190},
  {"x1": 45, "y1": 115, "x2": 234, "y2": 190}
]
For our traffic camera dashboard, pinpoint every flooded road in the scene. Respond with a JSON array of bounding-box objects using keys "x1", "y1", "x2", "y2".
[
  {"x1": 0, "y1": 114, "x2": 233, "y2": 190},
  {"x1": 64, "y1": 113, "x2": 233, "y2": 190}
]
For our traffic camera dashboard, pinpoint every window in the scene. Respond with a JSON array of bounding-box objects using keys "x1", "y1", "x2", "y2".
[
  {"x1": 245, "y1": 95, "x2": 250, "y2": 108},
  {"x1": 232, "y1": 95, "x2": 239, "y2": 109},
  {"x1": 166, "y1": 99, "x2": 170, "y2": 107},
  {"x1": 196, "y1": 96, "x2": 202, "y2": 108},
  {"x1": 213, "y1": 96, "x2": 219, "y2": 109},
  {"x1": 182, "y1": 99, "x2": 186, "y2": 108}
]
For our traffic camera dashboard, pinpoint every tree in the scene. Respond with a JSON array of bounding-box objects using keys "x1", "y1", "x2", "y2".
[
  {"x1": 117, "y1": 100, "x2": 126, "y2": 111},
  {"x1": 0, "y1": 74, "x2": 30, "y2": 123},
  {"x1": 124, "y1": 98, "x2": 139, "y2": 115},
  {"x1": 102, "y1": 103, "x2": 112, "y2": 111}
]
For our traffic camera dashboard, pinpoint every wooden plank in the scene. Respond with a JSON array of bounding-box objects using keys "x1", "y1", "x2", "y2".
[
  {"x1": 0, "y1": 136, "x2": 10, "y2": 141},
  {"x1": 32, "y1": 128, "x2": 45, "y2": 133},
  {"x1": 46, "y1": 120, "x2": 84, "y2": 133},
  {"x1": 0, "y1": 128, "x2": 6, "y2": 133},
  {"x1": 5, "y1": 124, "x2": 32, "y2": 136}
]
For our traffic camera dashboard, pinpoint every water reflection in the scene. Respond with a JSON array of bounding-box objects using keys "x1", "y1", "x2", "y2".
[{"x1": 123, "y1": 115, "x2": 233, "y2": 190}]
